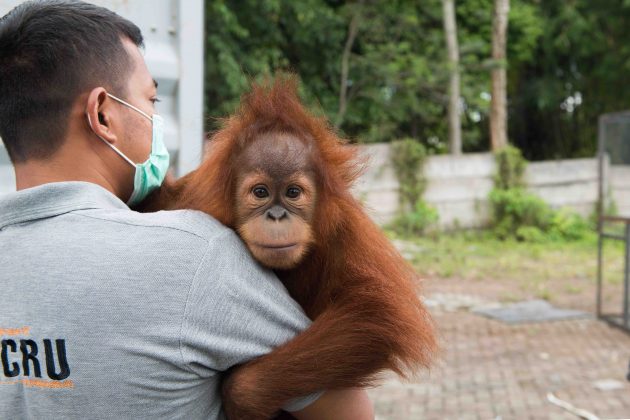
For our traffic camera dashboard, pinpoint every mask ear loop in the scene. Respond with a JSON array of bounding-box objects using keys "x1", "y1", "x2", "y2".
[
  {"x1": 86, "y1": 112, "x2": 137, "y2": 168},
  {"x1": 106, "y1": 93, "x2": 153, "y2": 122}
]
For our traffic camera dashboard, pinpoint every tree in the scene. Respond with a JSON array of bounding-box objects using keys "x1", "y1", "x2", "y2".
[
  {"x1": 203, "y1": 0, "x2": 630, "y2": 160},
  {"x1": 490, "y1": 0, "x2": 510, "y2": 150},
  {"x1": 203, "y1": 0, "x2": 346, "y2": 130},
  {"x1": 442, "y1": 0, "x2": 462, "y2": 154},
  {"x1": 507, "y1": 0, "x2": 630, "y2": 161},
  {"x1": 336, "y1": 1, "x2": 364, "y2": 128}
]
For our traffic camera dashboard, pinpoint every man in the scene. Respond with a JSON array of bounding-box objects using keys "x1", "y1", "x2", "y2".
[{"x1": 0, "y1": 1, "x2": 373, "y2": 419}]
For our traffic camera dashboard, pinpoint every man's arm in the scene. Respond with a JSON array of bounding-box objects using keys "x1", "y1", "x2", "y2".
[
  {"x1": 180, "y1": 229, "x2": 316, "y2": 374},
  {"x1": 181, "y1": 228, "x2": 367, "y2": 416},
  {"x1": 290, "y1": 389, "x2": 374, "y2": 420}
]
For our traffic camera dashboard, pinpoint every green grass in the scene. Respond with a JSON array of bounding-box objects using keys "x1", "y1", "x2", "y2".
[{"x1": 387, "y1": 230, "x2": 625, "y2": 287}]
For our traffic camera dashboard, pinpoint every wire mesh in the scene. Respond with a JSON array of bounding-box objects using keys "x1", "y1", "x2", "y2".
[{"x1": 597, "y1": 111, "x2": 630, "y2": 333}]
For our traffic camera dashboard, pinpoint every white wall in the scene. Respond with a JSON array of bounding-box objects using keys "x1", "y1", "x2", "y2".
[
  {"x1": 527, "y1": 158, "x2": 599, "y2": 217},
  {"x1": 355, "y1": 144, "x2": 606, "y2": 229},
  {"x1": 354, "y1": 145, "x2": 496, "y2": 228}
]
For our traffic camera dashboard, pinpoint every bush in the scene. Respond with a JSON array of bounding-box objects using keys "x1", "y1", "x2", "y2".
[
  {"x1": 389, "y1": 138, "x2": 438, "y2": 235},
  {"x1": 489, "y1": 188, "x2": 594, "y2": 242},
  {"x1": 389, "y1": 199, "x2": 439, "y2": 236},
  {"x1": 494, "y1": 145, "x2": 526, "y2": 190},
  {"x1": 489, "y1": 145, "x2": 593, "y2": 242},
  {"x1": 489, "y1": 188, "x2": 552, "y2": 239},
  {"x1": 515, "y1": 226, "x2": 546, "y2": 243},
  {"x1": 548, "y1": 208, "x2": 593, "y2": 241},
  {"x1": 390, "y1": 138, "x2": 428, "y2": 211}
]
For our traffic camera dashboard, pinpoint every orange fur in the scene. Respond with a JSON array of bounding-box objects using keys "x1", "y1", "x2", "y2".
[{"x1": 141, "y1": 75, "x2": 438, "y2": 419}]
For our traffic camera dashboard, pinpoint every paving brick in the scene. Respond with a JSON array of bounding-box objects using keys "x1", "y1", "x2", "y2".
[{"x1": 367, "y1": 281, "x2": 630, "y2": 419}]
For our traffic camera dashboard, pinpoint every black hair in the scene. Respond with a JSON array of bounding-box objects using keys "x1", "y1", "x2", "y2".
[{"x1": 0, "y1": 0, "x2": 143, "y2": 163}]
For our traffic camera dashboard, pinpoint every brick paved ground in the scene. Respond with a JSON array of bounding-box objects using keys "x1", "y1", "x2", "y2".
[{"x1": 367, "y1": 279, "x2": 630, "y2": 419}]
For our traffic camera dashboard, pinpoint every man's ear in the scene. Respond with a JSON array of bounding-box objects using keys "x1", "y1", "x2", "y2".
[{"x1": 85, "y1": 87, "x2": 118, "y2": 144}]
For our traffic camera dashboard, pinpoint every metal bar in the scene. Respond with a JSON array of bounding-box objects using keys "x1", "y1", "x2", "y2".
[
  {"x1": 601, "y1": 215, "x2": 630, "y2": 223},
  {"x1": 600, "y1": 314, "x2": 630, "y2": 334},
  {"x1": 597, "y1": 116, "x2": 605, "y2": 318},
  {"x1": 597, "y1": 225, "x2": 604, "y2": 317},
  {"x1": 601, "y1": 233, "x2": 627, "y2": 241},
  {"x1": 624, "y1": 223, "x2": 630, "y2": 327}
]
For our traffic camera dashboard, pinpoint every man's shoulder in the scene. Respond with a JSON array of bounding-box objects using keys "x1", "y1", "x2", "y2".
[{"x1": 75, "y1": 207, "x2": 234, "y2": 244}]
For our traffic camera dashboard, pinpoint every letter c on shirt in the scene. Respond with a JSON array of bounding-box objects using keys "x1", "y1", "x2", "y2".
[{"x1": 1, "y1": 339, "x2": 20, "y2": 378}]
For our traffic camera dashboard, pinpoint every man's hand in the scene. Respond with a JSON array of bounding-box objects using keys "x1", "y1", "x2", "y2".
[{"x1": 290, "y1": 388, "x2": 374, "y2": 420}]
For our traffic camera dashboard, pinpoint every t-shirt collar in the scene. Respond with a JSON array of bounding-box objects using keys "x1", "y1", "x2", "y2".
[{"x1": 0, "y1": 181, "x2": 129, "y2": 230}]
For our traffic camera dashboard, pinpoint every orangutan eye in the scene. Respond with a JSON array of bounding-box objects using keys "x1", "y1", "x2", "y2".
[
  {"x1": 286, "y1": 186, "x2": 301, "y2": 199},
  {"x1": 252, "y1": 186, "x2": 269, "y2": 198}
]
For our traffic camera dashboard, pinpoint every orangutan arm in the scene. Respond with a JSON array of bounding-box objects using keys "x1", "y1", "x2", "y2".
[{"x1": 220, "y1": 299, "x2": 398, "y2": 419}]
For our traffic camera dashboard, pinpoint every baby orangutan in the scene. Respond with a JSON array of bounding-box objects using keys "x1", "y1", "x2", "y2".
[
  {"x1": 232, "y1": 130, "x2": 318, "y2": 271},
  {"x1": 139, "y1": 76, "x2": 437, "y2": 419}
]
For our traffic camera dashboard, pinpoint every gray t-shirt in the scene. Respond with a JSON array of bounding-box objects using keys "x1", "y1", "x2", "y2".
[{"x1": 0, "y1": 181, "x2": 320, "y2": 419}]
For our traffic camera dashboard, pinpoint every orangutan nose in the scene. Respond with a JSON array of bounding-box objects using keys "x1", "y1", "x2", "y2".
[{"x1": 266, "y1": 205, "x2": 288, "y2": 221}]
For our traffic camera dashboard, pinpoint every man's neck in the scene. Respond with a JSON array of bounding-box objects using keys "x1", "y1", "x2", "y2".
[{"x1": 14, "y1": 156, "x2": 120, "y2": 198}]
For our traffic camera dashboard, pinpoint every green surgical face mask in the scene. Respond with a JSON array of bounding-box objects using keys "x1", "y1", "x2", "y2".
[{"x1": 86, "y1": 93, "x2": 170, "y2": 207}]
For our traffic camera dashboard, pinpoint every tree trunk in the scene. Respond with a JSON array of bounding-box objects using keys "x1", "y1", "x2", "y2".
[
  {"x1": 442, "y1": 0, "x2": 462, "y2": 155},
  {"x1": 336, "y1": 1, "x2": 363, "y2": 129},
  {"x1": 490, "y1": 0, "x2": 510, "y2": 151}
]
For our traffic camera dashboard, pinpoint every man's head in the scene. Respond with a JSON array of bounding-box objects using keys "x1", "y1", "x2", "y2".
[
  {"x1": 0, "y1": 0, "x2": 163, "y2": 202},
  {"x1": 0, "y1": 0, "x2": 146, "y2": 161}
]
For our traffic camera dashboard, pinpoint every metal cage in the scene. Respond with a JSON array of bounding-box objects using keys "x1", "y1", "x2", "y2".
[{"x1": 597, "y1": 111, "x2": 630, "y2": 333}]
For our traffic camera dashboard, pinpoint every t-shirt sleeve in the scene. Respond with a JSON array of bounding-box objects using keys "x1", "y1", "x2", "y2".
[
  {"x1": 282, "y1": 391, "x2": 326, "y2": 412},
  {"x1": 179, "y1": 228, "x2": 311, "y2": 372}
]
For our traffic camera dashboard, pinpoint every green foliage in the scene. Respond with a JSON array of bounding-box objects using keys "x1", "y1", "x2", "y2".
[
  {"x1": 494, "y1": 145, "x2": 527, "y2": 190},
  {"x1": 515, "y1": 226, "x2": 546, "y2": 243},
  {"x1": 203, "y1": 0, "x2": 628, "y2": 159},
  {"x1": 388, "y1": 138, "x2": 437, "y2": 235},
  {"x1": 390, "y1": 138, "x2": 428, "y2": 208},
  {"x1": 489, "y1": 188, "x2": 552, "y2": 239},
  {"x1": 389, "y1": 199, "x2": 439, "y2": 236},
  {"x1": 489, "y1": 186, "x2": 594, "y2": 242},
  {"x1": 548, "y1": 208, "x2": 594, "y2": 241},
  {"x1": 508, "y1": 0, "x2": 630, "y2": 160},
  {"x1": 203, "y1": 0, "x2": 491, "y2": 148},
  {"x1": 489, "y1": 146, "x2": 593, "y2": 242},
  {"x1": 204, "y1": 0, "x2": 345, "y2": 128}
]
